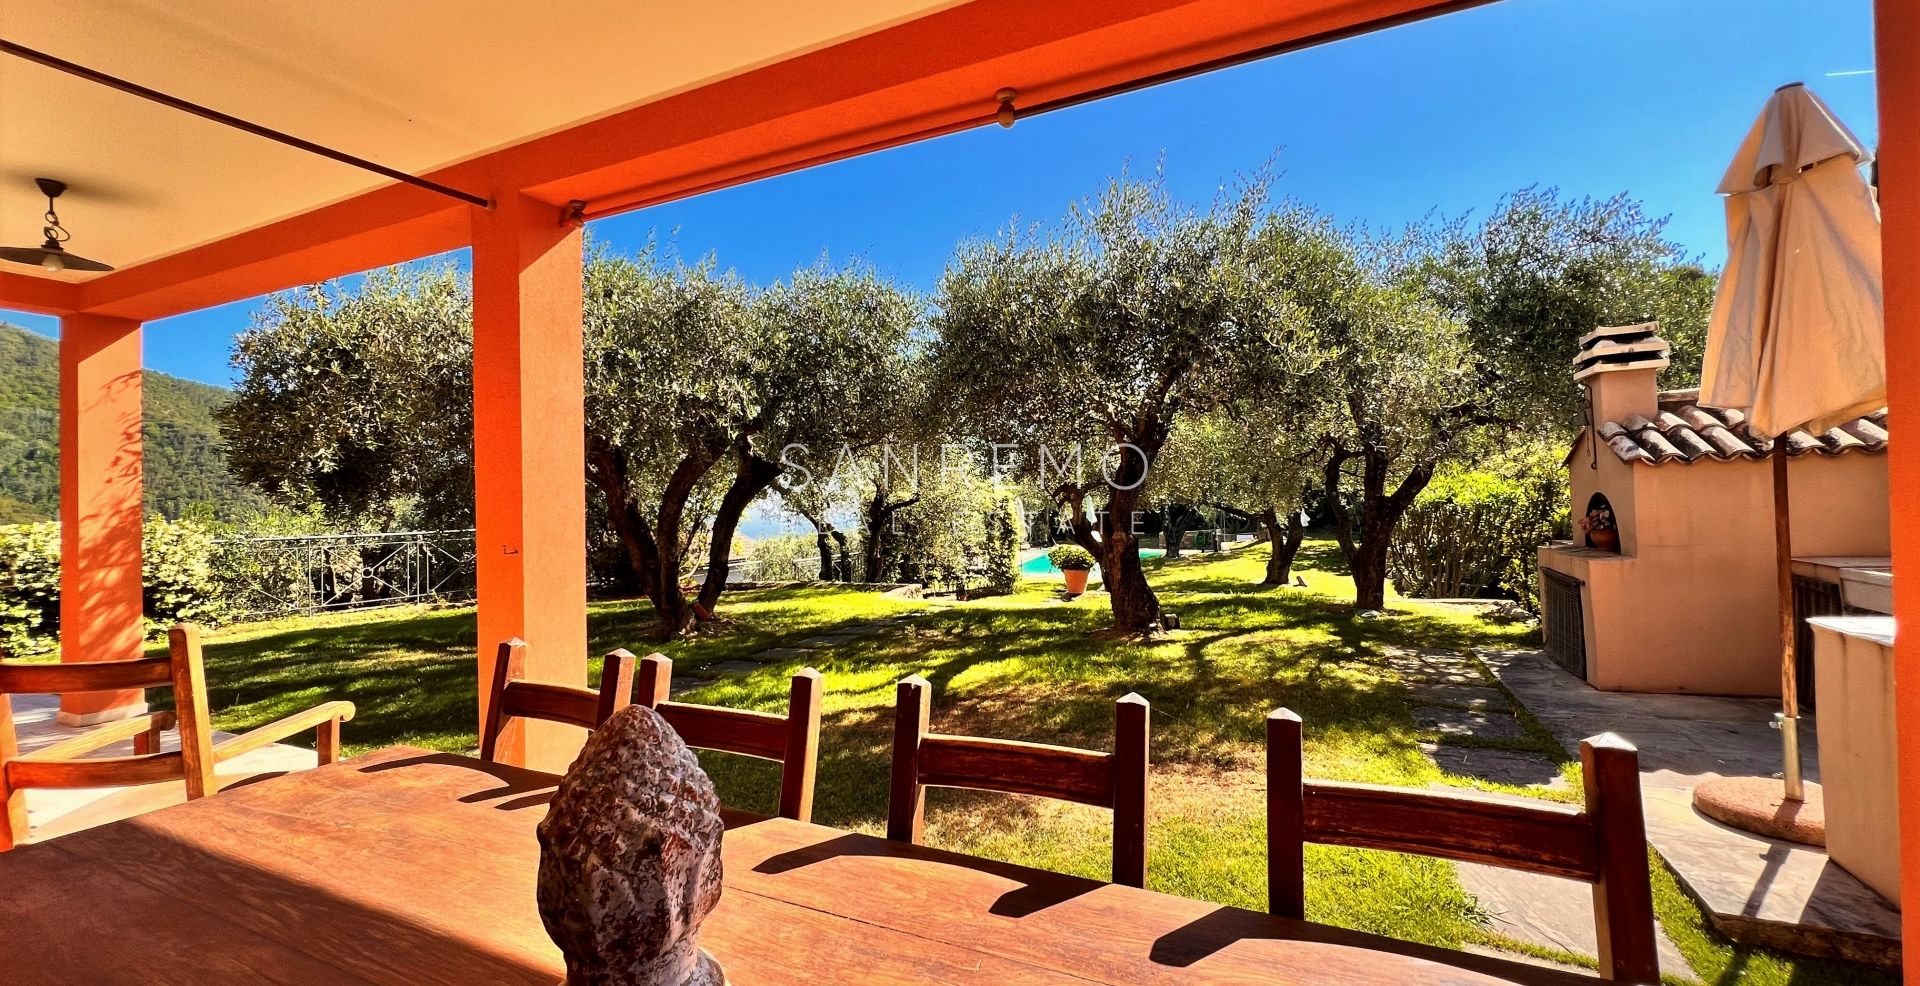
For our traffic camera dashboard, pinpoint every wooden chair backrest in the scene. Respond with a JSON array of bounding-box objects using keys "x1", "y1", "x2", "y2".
[
  {"x1": 634, "y1": 653, "x2": 823, "y2": 822},
  {"x1": 479, "y1": 640, "x2": 635, "y2": 764},
  {"x1": 1266, "y1": 708, "x2": 1658, "y2": 983},
  {"x1": 0, "y1": 627, "x2": 219, "y2": 849},
  {"x1": 887, "y1": 675, "x2": 1150, "y2": 887}
]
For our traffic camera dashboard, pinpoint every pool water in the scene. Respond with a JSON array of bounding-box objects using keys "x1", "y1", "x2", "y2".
[{"x1": 1020, "y1": 548, "x2": 1165, "y2": 577}]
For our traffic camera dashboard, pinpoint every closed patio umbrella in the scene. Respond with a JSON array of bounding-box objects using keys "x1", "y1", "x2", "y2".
[{"x1": 1699, "y1": 82, "x2": 1883, "y2": 806}]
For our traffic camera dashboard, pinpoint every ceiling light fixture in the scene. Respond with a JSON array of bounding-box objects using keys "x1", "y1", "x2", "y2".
[
  {"x1": 0, "y1": 178, "x2": 113, "y2": 273},
  {"x1": 995, "y1": 88, "x2": 1019, "y2": 128}
]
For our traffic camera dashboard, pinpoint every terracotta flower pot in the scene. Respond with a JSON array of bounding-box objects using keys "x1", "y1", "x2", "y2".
[
  {"x1": 1063, "y1": 569, "x2": 1090, "y2": 595},
  {"x1": 1588, "y1": 529, "x2": 1620, "y2": 553}
]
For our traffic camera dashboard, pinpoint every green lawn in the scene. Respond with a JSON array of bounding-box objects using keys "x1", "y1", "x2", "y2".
[{"x1": 155, "y1": 540, "x2": 1891, "y2": 986}]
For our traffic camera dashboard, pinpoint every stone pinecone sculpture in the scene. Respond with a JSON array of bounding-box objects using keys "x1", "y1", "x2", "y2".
[{"x1": 536, "y1": 705, "x2": 727, "y2": 986}]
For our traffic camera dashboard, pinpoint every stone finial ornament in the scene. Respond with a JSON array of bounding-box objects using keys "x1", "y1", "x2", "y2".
[{"x1": 537, "y1": 705, "x2": 727, "y2": 986}]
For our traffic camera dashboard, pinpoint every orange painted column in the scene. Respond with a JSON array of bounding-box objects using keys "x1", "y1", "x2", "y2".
[
  {"x1": 469, "y1": 194, "x2": 589, "y2": 773},
  {"x1": 57, "y1": 314, "x2": 148, "y2": 724},
  {"x1": 1879, "y1": 1, "x2": 1920, "y2": 974}
]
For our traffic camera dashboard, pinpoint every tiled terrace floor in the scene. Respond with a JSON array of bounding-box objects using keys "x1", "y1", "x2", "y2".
[{"x1": 10, "y1": 692, "x2": 318, "y2": 842}]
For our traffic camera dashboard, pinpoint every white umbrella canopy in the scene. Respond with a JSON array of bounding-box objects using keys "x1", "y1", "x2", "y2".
[
  {"x1": 1700, "y1": 82, "x2": 1884, "y2": 436},
  {"x1": 1694, "y1": 83, "x2": 1883, "y2": 809}
]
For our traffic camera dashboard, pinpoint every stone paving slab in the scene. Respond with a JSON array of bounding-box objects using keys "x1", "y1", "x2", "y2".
[
  {"x1": 1398, "y1": 651, "x2": 1682, "y2": 974},
  {"x1": 751, "y1": 647, "x2": 815, "y2": 661},
  {"x1": 1415, "y1": 705, "x2": 1527, "y2": 740},
  {"x1": 1421, "y1": 743, "x2": 1565, "y2": 788},
  {"x1": 798, "y1": 634, "x2": 863, "y2": 647},
  {"x1": 1409, "y1": 681, "x2": 1511, "y2": 712},
  {"x1": 1643, "y1": 787, "x2": 1900, "y2": 967},
  {"x1": 705, "y1": 659, "x2": 768, "y2": 676},
  {"x1": 1479, "y1": 647, "x2": 1900, "y2": 967},
  {"x1": 1386, "y1": 651, "x2": 1488, "y2": 688},
  {"x1": 1457, "y1": 861, "x2": 1694, "y2": 977}
]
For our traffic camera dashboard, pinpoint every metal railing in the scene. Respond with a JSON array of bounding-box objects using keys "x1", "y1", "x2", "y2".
[{"x1": 213, "y1": 529, "x2": 477, "y2": 620}]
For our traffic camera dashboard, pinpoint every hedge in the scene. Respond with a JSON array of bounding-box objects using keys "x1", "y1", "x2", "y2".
[
  {"x1": 0, "y1": 519, "x2": 229, "y2": 657},
  {"x1": 1385, "y1": 470, "x2": 1567, "y2": 611}
]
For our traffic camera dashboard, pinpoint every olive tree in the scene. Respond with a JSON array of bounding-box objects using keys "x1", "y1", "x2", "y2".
[
  {"x1": 1149, "y1": 409, "x2": 1317, "y2": 585},
  {"x1": 1412, "y1": 187, "x2": 1715, "y2": 429},
  {"x1": 1296, "y1": 188, "x2": 1714, "y2": 610},
  {"x1": 582, "y1": 252, "x2": 753, "y2": 636},
  {"x1": 932, "y1": 174, "x2": 1295, "y2": 633},
  {"x1": 226, "y1": 250, "x2": 916, "y2": 640},
  {"x1": 221, "y1": 264, "x2": 475, "y2": 531},
  {"x1": 586, "y1": 254, "x2": 917, "y2": 638},
  {"x1": 711, "y1": 263, "x2": 920, "y2": 600},
  {"x1": 1232, "y1": 210, "x2": 1489, "y2": 611}
]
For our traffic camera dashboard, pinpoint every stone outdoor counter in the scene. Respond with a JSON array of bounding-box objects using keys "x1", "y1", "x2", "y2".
[{"x1": 1808, "y1": 615, "x2": 1900, "y2": 905}]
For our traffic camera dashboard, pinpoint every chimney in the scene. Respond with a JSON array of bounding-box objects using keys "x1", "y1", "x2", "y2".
[{"x1": 1574, "y1": 322, "x2": 1671, "y2": 427}]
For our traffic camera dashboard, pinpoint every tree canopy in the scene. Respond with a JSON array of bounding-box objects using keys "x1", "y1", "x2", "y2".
[
  {"x1": 932, "y1": 173, "x2": 1302, "y2": 631},
  {"x1": 216, "y1": 168, "x2": 1719, "y2": 630},
  {"x1": 221, "y1": 265, "x2": 474, "y2": 531}
]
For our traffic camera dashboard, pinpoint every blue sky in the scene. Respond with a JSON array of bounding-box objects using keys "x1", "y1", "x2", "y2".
[{"x1": 4, "y1": 0, "x2": 1880, "y2": 387}]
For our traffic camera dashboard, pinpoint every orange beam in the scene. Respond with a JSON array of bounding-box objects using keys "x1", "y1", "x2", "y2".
[
  {"x1": 75, "y1": 189, "x2": 469, "y2": 322},
  {"x1": 531, "y1": 0, "x2": 1489, "y2": 219},
  {"x1": 57, "y1": 314, "x2": 147, "y2": 725},
  {"x1": 55, "y1": 0, "x2": 1471, "y2": 322},
  {"x1": 1876, "y1": 0, "x2": 1920, "y2": 974},
  {"x1": 0, "y1": 270, "x2": 81, "y2": 316},
  {"x1": 469, "y1": 195, "x2": 588, "y2": 773}
]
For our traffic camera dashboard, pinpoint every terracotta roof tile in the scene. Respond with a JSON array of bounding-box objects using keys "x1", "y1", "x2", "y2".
[{"x1": 1595, "y1": 394, "x2": 1888, "y2": 466}]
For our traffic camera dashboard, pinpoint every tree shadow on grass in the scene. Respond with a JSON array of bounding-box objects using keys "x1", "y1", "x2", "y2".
[{"x1": 159, "y1": 586, "x2": 922, "y2": 755}]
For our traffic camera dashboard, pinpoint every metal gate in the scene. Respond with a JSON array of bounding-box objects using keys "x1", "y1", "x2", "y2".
[{"x1": 1542, "y1": 569, "x2": 1587, "y2": 679}]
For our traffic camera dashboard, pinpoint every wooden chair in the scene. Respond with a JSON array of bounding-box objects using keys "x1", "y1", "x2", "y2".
[
  {"x1": 634, "y1": 653, "x2": 823, "y2": 822},
  {"x1": 1266, "y1": 708, "x2": 1658, "y2": 983},
  {"x1": 888, "y1": 675, "x2": 1150, "y2": 887},
  {"x1": 479, "y1": 639, "x2": 636, "y2": 763},
  {"x1": 0, "y1": 625, "x2": 355, "y2": 850}
]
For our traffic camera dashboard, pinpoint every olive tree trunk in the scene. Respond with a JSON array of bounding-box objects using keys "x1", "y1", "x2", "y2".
[
  {"x1": 1260, "y1": 507, "x2": 1305, "y2": 586},
  {"x1": 1323, "y1": 446, "x2": 1433, "y2": 612},
  {"x1": 587, "y1": 434, "x2": 724, "y2": 640}
]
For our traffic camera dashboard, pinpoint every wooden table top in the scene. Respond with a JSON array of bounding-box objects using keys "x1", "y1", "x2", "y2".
[{"x1": 0, "y1": 746, "x2": 1596, "y2": 985}]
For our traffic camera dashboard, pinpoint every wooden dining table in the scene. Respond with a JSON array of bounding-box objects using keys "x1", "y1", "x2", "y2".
[{"x1": 0, "y1": 746, "x2": 1598, "y2": 985}]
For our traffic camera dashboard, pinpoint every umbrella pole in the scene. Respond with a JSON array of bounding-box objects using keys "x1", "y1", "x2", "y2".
[{"x1": 1773, "y1": 445, "x2": 1805, "y2": 802}]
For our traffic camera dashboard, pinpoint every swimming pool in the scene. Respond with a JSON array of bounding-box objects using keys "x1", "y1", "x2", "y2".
[{"x1": 1020, "y1": 547, "x2": 1165, "y2": 577}]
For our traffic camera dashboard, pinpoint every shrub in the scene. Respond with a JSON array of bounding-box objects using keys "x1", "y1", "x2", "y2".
[
  {"x1": 1386, "y1": 469, "x2": 1566, "y2": 610},
  {"x1": 978, "y1": 490, "x2": 1022, "y2": 594},
  {"x1": 144, "y1": 519, "x2": 226, "y2": 633},
  {"x1": 0, "y1": 518, "x2": 231, "y2": 656},
  {"x1": 1047, "y1": 544, "x2": 1096, "y2": 571},
  {"x1": 0, "y1": 523, "x2": 61, "y2": 656},
  {"x1": 741, "y1": 532, "x2": 834, "y2": 583}
]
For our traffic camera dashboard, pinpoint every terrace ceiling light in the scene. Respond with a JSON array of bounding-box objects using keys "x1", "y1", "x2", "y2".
[{"x1": 0, "y1": 178, "x2": 113, "y2": 273}]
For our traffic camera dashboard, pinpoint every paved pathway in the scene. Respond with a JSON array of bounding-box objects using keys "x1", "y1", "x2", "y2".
[
  {"x1": 1480, "y1": 647, "x2": 1900, "y2": 970},
  {"x1": 1384, "y1": 645, "x2": 1693, "y2": 977}
]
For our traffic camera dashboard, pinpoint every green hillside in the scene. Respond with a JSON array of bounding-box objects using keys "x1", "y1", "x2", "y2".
[{"x1": 0, "y1": 322, "x2": 265, "y2": 523}]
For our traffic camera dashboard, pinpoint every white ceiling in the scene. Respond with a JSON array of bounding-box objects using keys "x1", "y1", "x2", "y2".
[{"x1": 0, "y1": 0, "x2": 959, "y2": 281}]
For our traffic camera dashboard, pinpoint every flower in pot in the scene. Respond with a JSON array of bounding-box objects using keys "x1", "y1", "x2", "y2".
[
  {"x1": 1579, "y1": 504, "x2": 1619, "y2": 553},
  {"x1": 1048, "y1": 545, "x2": 1097, "y2": 595}
]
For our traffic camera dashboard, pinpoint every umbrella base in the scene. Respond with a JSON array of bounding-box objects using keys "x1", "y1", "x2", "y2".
[{"x1": 1692, "y1": 776, "x2": 1826, "y2": 846}]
